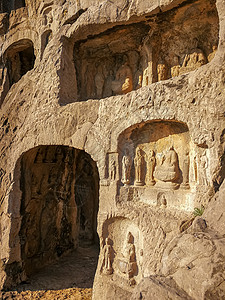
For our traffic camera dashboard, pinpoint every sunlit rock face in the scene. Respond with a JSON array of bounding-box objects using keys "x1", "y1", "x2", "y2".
[{"x1": 0, "y1": 0, "x2": 225, "y2": 299}]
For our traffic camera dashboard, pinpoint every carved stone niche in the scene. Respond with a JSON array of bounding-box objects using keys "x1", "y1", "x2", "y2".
[
  {"x1": 72, "y1": 0, "x2": 218, "y2": 102},
  {"x1": 99, "y1": 218, "x2": 143, "y2": 287},
  {"x1": 154, "y1": 0, "x2": 219, "y2": 80},
  {"x1": 3, "y1": 39, "x2": 35, "y2": 89},
  {"x1": 118, "y1": 120, "x2": 201, "y2": 211},
  {"x1": 73, "y1": 23, "x2": 150, "y2": 101}
]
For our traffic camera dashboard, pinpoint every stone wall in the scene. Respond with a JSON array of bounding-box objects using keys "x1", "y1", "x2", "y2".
[{"x1": 0, "y1": 0, "x2": 225, "y2": 299}]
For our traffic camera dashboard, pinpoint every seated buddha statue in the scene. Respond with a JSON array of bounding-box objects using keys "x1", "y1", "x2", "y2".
[{"x1": 154, "y1": 146, "x2": 180, "y2": 189}]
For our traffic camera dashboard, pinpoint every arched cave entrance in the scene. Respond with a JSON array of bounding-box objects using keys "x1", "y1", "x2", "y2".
[{"x1": 19, "y1": 145, "x2": 99, "y2": 276}]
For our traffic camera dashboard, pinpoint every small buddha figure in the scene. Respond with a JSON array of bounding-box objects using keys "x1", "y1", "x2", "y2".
[
  {"x1": 200, "y1": 151, "x2": 208, "y2": 186},
  {"x1": 154, "y1": 146, "x2": 180, "y2": 189},
  {"x1": 122, "y1": 149, "x2": 132, "y2": 185},
  {"x1": 179, "y1": 47, "x2": 207, "y2": 74},
  {"x1": 101, "y1": 238, "x2": 113, "y2": 275},
  {"x1": 142, "y1": 67, "x2": 149, "y2": 87},
  {"x1": 126, "y1": 232, "x2": 137, "y2": 286},
  {"x1": 111, "y1": 56, "x2": 133, "y2": 95},
  {"x1": 157, "y1": 63, "x2": 167, "y2": 81},
  {"x1": 134, "y1": 147, "x2": 144, "y2": 186},
  {"x1": 148, "y1": 150, "x2": 156, "y2": 186},
  {"x1": 171, "y1": 56, "x2": 181, "y2": 78},
  {"x1": 95, "y1": 65, "x2": 105, "y2": 98},
  {"x1": 181, "y1": 151, "x2": 190, "y2": 189},
  {"x1": 134, "y1": 69, "x2": 143, "y2": 90},
  {"x1": 109, "y1": 157, "x2": 116, "y2": 181},
  {"x1": 208, "y1": 45, "x2": 217, "y2": 62}
]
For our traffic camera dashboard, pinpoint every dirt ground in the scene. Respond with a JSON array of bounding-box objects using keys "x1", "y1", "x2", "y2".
[{"x1": 1, "y1": 245, "x2": 99, "y2": 300}]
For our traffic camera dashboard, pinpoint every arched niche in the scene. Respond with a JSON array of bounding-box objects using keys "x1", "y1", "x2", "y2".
[
  {"x1": 115, "y1": 120, "x2": 208, "y2": 211},
  {"x1": 4, "y1": 39, "x2": 35, "y2": 88},
  {"x1": 7, "y1": 145, "x2": 99, "y2": 283},
  {"x1": 118, "y1": 120, "x2": 191, "y2": 188},
  {"x1": 40, "y1": 30, "x2": 52, "y2": 60},
  {"x1": 100, "y1": 217, "x2": 143, "y2": 285}
]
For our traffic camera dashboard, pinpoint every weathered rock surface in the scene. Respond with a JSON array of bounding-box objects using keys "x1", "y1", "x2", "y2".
[{"x1": 0, "y1": 0, "x2": 225, "y2": 299}]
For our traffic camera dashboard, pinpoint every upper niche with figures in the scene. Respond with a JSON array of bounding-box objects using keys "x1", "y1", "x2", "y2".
[{"x1": 73, "y1": 0, "x2": 218, "y2": 101}]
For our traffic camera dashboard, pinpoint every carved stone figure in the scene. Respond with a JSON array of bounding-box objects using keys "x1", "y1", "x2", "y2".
[
  {"x1": 134, "y1": 69, "x2": 143, "y2": 89},
  {"x1": 148, "y1": 150, "x2": 156, "y2": 186},
  {"x1": 109, "y1": 157, "x2": 116, "y2": 181},
  {"x1": 200, "y1": 151, "x2": 208, "y2": 185},
  {"x1": 160, "y1": 194, "x2": 167, "y2": 208},
  {"x1": 103, "y1": 70, "x2": 113, "y2": 97},
  {"x1": 193, "y1": 155, "x2": 198, "y2": 182},
  {"x1": 171, "y1": 56, "x2": 180, "y2": 78},
  {"x1": 126, "y1": 232, "x2": 137, "y2": 285},
  {"x1": 157, "y1": 63, "x2": 167, "y2": 81},
  {"x1": 208, "y1": 45, "x2": 217, "y2": 62},
  {"x1": 154, "y1": 146, "x2": 180, "y2": 189},
  {"x1": 134, "y1": 147, "x2": 144, "y2": 186},
  {"x1": 142, "y1": 67, "x2": 149, "y2": 86},
  {"x1": 101, "y1": 238, "x2": 113, "y2": 275},
  {"x1": 171, "y1": 65, "x2": 180, "y2": 78},
  {"x1": 95, "y1": 65, "x2": 105, "y2": 98},
  {"x1": 181, "y1": 151, "x2": 190, "y2": 189},
  {"x1": 111, "y1": 56, "x2": 133, "y2": 95},
  {"x1": 122, "y1": 149, "x2": 132, "y2": 185},
  {"x1": 180, "y1": 48, "x2": 207, "y2": 74}
]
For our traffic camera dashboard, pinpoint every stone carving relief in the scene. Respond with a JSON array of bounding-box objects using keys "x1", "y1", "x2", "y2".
[
  {"x1": 181, "y1": 151, "x2": 190, "y2": 189},
  {"x1": 157, "y1": 63, "x2": 167, "y2": 81},
  {"x1": 20, "y1": 146, "x2": 99, "y2": 275},
  {"x1": 122, "y1": 149, "x2": 132, "y2": 185},
  {"x1": 126, "y1": 232, "x2": 138, "y2": 286},
  {"x1": 154, "y1": 146, "x2": 180, "y2": 190},
  {"x1": 179, "y1": 47, "x2": 207, "y2": 75},
  {"x1": 118, "y1": 121, "x2": 212, "y2": 210},
  {"x1": 73, "y1": 1, "x2": 218, "y2": 101},
  {"x1": 111, "y1": 56, "x2": 133, "y2": 95},
  {"x1": 134, "y1": 147, "x2": 145, "y2": 186},
  {"x1": 199, "y1": 150, "x2": 208, "y2": 186},
  {"x1": 101, "y1": 237, "x2": 113, "y2": 275},
  {"x1": 104, "y1": 219, "x2": 143, "y2": 286},
  {"x1": 147, "y1": 150, "x2": 156, "y2": 186}
]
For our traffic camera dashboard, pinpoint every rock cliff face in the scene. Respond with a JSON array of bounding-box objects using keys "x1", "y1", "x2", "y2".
[{"x1": 0, "y1": 0, "x2": 225, "y2": 299}]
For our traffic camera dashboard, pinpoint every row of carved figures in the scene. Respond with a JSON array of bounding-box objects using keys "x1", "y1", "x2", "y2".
[
  {"x1": 122, "y1": 146, "x2": 184, "y2": 187},
  {"x1": 158, "y1": 46, "x2": 217, "y2": 81},
  {"x1": 101, "y1": 232, "x2": 138, "y2": 286},
  {"x1": 120, "y1": 146, "x2": 208, "y2": 189},
  {"x1": 80, "y1": 46, "x2": 217, "y2": 100}
]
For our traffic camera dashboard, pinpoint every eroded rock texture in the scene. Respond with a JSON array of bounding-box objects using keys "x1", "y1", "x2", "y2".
[{"x1": 0, "y1": 0, "x2": 225, "y2": 299}]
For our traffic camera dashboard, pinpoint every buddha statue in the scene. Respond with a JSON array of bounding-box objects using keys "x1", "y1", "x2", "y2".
[{"x1": 154, "y1": 146, "x2": 180, "y2": 189}]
